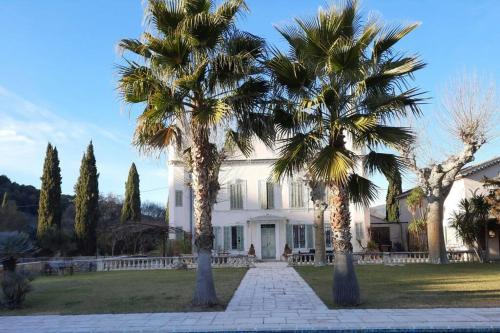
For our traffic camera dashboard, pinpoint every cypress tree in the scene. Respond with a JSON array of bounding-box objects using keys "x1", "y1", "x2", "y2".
[
  {"x1": 74, "y1": 141, "x2": 99, "y2": 255},
  {"x1": 384, "y1": 169, "x2": 402, "y2": 222},
  {"x1": 37, "y1": 143, "x2": 62, "y2": 238},
  {"x1": 1, "y1": 192, "x2": 8, "y2": 208},
  {"x1": 121, "y1": 163, "x2": 141, "y2": 222}
]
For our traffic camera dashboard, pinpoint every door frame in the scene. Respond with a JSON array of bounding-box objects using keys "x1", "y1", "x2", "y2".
[{"x1": 260, "y1": 224, "x2": 276, "y2": 260}]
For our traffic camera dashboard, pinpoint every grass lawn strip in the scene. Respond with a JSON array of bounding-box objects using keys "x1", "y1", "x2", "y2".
[
  {"x1": 296, "y1": 263, "x2": 500, "y2": 309},
  {"x1": 0, "y1": 268, "x2": 247, "y2": 315}
]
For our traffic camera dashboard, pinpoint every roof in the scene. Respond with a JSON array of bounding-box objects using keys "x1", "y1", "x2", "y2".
[{"x1": 456, "y1": 156, "x2": 500, "y2": 178}]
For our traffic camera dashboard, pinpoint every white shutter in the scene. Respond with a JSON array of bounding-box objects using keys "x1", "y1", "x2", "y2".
[
  {"x1": 267, "y1": 182, "x2": 274, "y2": 209},
  {"x1": 259, "y1": 180, "x2": 267, "y2": 209}
]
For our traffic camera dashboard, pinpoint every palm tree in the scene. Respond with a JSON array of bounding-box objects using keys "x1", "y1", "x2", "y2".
[
  {"x1": 117, "y1": 0, "x2": 272, "y2": 306},
  {"x1": 267, "y1": 0, "x2": 425, "y2": 305},
  {"x1": 450, "y1": 192, "x2": 491, "y2": 262}
]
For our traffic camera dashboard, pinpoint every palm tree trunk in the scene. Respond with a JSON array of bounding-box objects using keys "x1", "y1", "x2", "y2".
[
  {"x1": 484, "y1": 225, "x2": 490, "y2": 263},
  {"x1": 191, "y1": 127, "x2": 218, "y2": 306},
  {"x1": 329, "y1": 183, "x2": 360, "y2": 306},
  {"x1": 427, "y1": 198, "x2": 449, "y2": 264},
  {"x1": 313, "y1": 200, "x2": 327, "y2": 266}
]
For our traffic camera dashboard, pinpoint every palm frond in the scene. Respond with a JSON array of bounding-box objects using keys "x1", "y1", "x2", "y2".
[
  {"x1": 362, "y1": 151, "x2": 407, "y2": 177},
  {"x1": 347, "y1": 173, "x2": 378, "y2": 207},
  {"x1": 146, "y1": 0, "x2": 185, "y2": 35},
  {"x1": 372, "y1": 23, "x2": 420, "y2": 61},
  {"x1": 353, "y1": 125, "x2": 415, "y2": 149},
  {"x1": 309, "y1": 144, "x2": 354, "y2": 185},
  {"x1": 273, "y1": 133, "x2": 319, "y2": 181},
  {"x1": 225, "y1": 129, "x2": 253, "y2": 157},
  {"x1": 118, "y1": 39, "x2": 151, "y2": 58}
]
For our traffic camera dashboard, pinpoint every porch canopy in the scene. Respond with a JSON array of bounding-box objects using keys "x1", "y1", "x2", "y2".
[{"x1": 247, "y1": 214, "x2": 288, "y2": 224}]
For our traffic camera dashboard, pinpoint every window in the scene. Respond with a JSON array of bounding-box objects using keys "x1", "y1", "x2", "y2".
[
  {"x1": 355, "y1": 222, "x2": 365, "y2": 240},
  {"x1": 230, "y1": 181, "x2": 243, "y2": 210},
  {"x1": 259, "y1": 181, "x2": 274, "y2": 209},
  {"x1": 325, "y1": 228, "x2": 332, "y2": 248},
  {"x1": 290, "y1": 181, "x2": 304, "y2": 208},
  {"x1": 175, "y1": 190, "x2": 183, "y2": 207},
  {"x1": 224, "y1": 226, "x2": 244, "y2": 251},
  {"x1": 293, "y1": 225, "x2": 305, "y2": 248}
]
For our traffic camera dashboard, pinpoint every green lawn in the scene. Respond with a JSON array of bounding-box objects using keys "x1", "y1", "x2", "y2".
[
  {"x1": 1, "y1": 268, "x2": 247, "y2": 315},
  {"x1": 296, "y1": 263, "x2": 500, "y2": 309}
]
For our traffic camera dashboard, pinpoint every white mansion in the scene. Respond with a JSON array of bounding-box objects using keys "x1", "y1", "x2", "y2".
[{"x1": 168, "y1": 140, "x2": 369, "y2": 260}]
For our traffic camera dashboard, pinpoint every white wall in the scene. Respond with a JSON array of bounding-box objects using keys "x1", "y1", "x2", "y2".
[{"x1": 168, "y1": 139, "x2": 370, "y2": 257}]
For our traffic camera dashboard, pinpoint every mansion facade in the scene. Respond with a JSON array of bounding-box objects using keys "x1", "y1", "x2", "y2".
[{"x1": 168, "y1": 140, "x2": 369, "y2": 260}]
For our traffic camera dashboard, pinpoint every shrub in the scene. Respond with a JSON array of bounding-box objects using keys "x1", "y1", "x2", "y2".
[
  {"x1": 1, "y1": 271, "x2": 33, "y2": 309},
  {"x1": 0, "y1": 232, "x2": 36, "y2": 272},
  {"x1": 365, "y1": 240, "x2": 379, "y2": 253}
]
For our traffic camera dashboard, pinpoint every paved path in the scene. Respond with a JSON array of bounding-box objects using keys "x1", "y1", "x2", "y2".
[
  {"x1": 2, "y1": 262, "x2": 500, "y2": 332},
  {"x1": 226, "y1": 261, "x2": 327, "y2": 312}
]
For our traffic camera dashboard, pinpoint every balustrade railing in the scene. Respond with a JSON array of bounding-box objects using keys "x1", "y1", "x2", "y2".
[
  {"x1": 97, "y1": 254, "x2": 255, "y2": 272},
  {"x1": 288, "y1": 250, "x2": 479, "y2": 266}
]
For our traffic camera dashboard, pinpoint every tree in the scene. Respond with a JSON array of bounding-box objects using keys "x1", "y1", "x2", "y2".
[
  {"x1": 268, "y1": 0, "x2": 425, "y2": 305},
  {"x1": 121, "y1": 163, "x2": 141, "y2": 223},
  {"x1": 117, "y1": 0, "x2": 273, "y2": 306},
  {"x1": 384, "y1": 169, "x2": 402, "y2": 222},
  {"x1": 406, "y1": 187, "x2": 427, "y2": 251},
  {"x1": 403, "y1": 74, "x2": 499, "y2": 263},
  {"x1": 37, "y1": 143, "x2": 62, "y2": 238},
  {"x1": 74, "y1": 142, "x2": 99, "y2": 255},
  {"x1": 449, "y1": 192, "x2": 491, "y2": 262},
  {"x1": 483, "y1": 176, "x2": 500, "y2": 221}
]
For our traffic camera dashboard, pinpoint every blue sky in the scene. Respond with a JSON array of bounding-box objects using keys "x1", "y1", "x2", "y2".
[{"x1": 0, "y1": 0, "x2": 498, "y2": 205}]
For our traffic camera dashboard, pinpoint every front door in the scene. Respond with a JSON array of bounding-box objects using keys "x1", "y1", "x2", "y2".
[{"x1": 261, "y1": 224, "x2": 276, "y2": 259}]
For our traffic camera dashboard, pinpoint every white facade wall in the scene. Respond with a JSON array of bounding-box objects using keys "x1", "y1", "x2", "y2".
[{"x1": 168, "y1": 141, "x2": 369, "y2": 259}]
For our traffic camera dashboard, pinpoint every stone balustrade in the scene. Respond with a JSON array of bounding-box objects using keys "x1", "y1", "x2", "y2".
[
  {"x1": 96, "y1": 255, "x2": 256, "y2": 272},
  {"x1": 288, "y1": 250, "x2": 479, "y2": 266}
]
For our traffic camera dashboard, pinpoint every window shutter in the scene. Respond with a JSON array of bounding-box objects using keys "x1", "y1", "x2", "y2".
[
  {"x1": 236, "y1": 226, "x2": 244, "y2": 251},
  {"x1": 213, "y1": 226, "x2": 221, "y2": 251},
  {"x1": 267, "y1": 182, "x2": 274, "y2": 209},
  {"x1": 236, "y1": 182, "x2": 242, "y2": 209},
  {"x1": 306, "y1": 224, "x2": 313, "y2": 248},
  {"x1": 230, "y1": 184, "x2": 235, "y2": 210},
  {"x1": 286, "y1": 224, "x2": 293, "y2": 247},
  {"x1": 241, "y1": 180, "x2": 246, "y2": 209},
  {"x1": 289, "y1": 182, "x2": 295, "y2": 208},
  {"x1": 258, "y1": 180, "x2": 266, "y2": 209},
  {"x1": 223, "y1": 226, "x2": 231, "y2": 250}
]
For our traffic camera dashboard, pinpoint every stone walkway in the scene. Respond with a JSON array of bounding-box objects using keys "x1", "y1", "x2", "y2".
[
  {"x1": 2, "y1": 261, "x2": 500, "y2": 332},
  {"x1": 226, "y1": 261, "x2": 327, "y2": 312}
]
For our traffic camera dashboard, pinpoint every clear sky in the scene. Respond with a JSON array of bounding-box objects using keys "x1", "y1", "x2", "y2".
[{"x1": 0, "y1": 0, "x2": 498, "y2": 205}]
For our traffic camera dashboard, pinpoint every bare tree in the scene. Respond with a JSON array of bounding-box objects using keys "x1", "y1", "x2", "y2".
[{"x1": 402, "y1": 73, "x2": 498, "y2": 263}]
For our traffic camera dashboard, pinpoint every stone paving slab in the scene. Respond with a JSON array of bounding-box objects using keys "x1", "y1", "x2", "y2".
[
  {"x1": 2, "y1": 308, "x2": 500, "y2": 332},
  {"x1": 2, "y1": 262, "x2": 500, "y2": 332}
]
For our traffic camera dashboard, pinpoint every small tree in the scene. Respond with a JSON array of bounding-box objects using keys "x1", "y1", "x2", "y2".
[
  {"x1": 74, "y1": 142, "x2": 99, "y2": 255},
  {"x1": 449, "y1": 192, "x2": 491, "y2": 262},
  {"x1": 406, "y1": 187, "x2": 427, "y2": 251},
  {"x1": 403, "y1": 74, "x2": 498, "y2": 263},
  {"x1": 37, "y1": 143, "x2": 62, "y2": 238},
  {"x1": 121, "y1": 163, "x2": 141, "y2": 223}
]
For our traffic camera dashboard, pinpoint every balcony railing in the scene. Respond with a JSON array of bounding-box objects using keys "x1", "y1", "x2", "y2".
[{"x1": 287, "y1": 250, "x2": 479, "y2": 266}]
